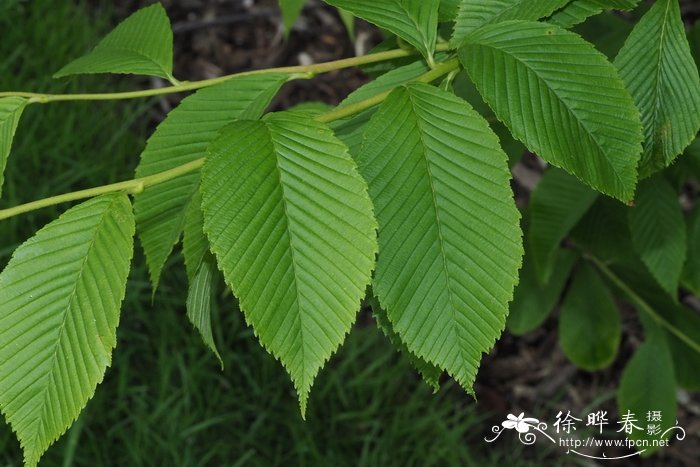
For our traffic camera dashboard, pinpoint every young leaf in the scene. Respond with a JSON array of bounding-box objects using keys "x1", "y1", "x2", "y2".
[
  {"x1": 508, "y1": 248, "x2": 577, "y2": 335},
  {"x1": 459, "y1": 20, "x2": 643, "y2": 202},
  {"x1": 529, "y1": 168, "x2": 597, "y2": 284},
  {"x1": 134, "y1": 74, "x2": 288, "y2": 292},
  {"x1": 617, "y1": 334, "x2": 677, "y2": 455},
  {"x1": 0, "y1": 194, "x2": 135, "y2": 467},
  {"x1": 183, "y1": 192, "x2": 223, "y2": 368},
  {"x1": 559, "y1": 264, "x2": 621, "y2": 371},
  {"x1": 451, "y1": 0, "x2": 570, "y2": 45},
  {"x1": 54, "y1": 3, "x2": 175, "y2": 81},
  {"x1": 367, "y1": 295, "x2": 442, "y2": 391},
  {"x1": 356, "y1": 83, "x2": 522, "y2": 393},
  {"x1": 321, "y1": 0, "x2": 439, "y2": 63},
  {"x1": 0, "y1": 96, "x2": 27, "y2": 198},
  {"x1": 682, "y1": 204, "x2": 700, "y2": 295},
  {"x1": 279, "y1": 0, "x2": 306, "y2": 36},
  {"x1": 628, "y1": 177, "x2": 686, "y2": 298},
  {"x1": 549, "y1": 0, "x2": 640, "y2": 29},
  {"x1": 200, "y1": 112, "x2": 377, "y2": 415},
  {"x1": 615, "y1": 0, "x2": 700, "y2": 178}
]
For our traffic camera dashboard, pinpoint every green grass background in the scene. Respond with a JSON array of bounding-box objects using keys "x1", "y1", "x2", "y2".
[{"x1": 0, "y1": 1, "x2": 534, "y2": 465}]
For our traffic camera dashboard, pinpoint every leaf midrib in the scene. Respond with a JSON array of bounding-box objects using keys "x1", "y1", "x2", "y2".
[{"x1": 26, "y1": 196, "x2": 121, "y2": 459}]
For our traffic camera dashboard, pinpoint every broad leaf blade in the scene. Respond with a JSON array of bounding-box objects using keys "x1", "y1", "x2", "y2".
[
  {"x1": 628, "y1": 177, "x2": 686, "y2": 298},
  {"x1": 508, "y1": 248, "x2": 577, "y2": 335},
  {"x1": 682, "y1": 204, "x2": 700, "y2": 295},
  {"x1": 615, "y1": 0, "x2": 700, "y2": 178},
  {"x1": 183, "y1": 192, "x2": 223, "y2": 368},
  {"x1": 356, "y1": 83, "x2": 522, "y2": 392},
  {"x1": 54, "y1": 4, "x2": 174, "y2": 81},
  {"x1": 452, "y1": 0, "x2": 570, "y2": 45},
  {"x1": 200, "y1": 112, "x2": 377, "y2": 414},
  {"x1": 322, "y1": 0, "x2": 439, "y2": 63},
  {"x1": 550, "y1": 0, "x2": 640, "y2": 29},
  {"x1": 559, "y1": 264, "x2": 621, "y2": 370},
  {"x1": 460, "y1": 20, "x2": 643, "y2": 202},
  {"x1": 617, "y1": 333, "x2": 677, "y2": 455},
  {"x1": 134, "y1": 74, "x2": 288, "y2": 292},
  {"x1": 529, "y1": 168, "x2": 597, "y2": 284},
  {"x1": 0, "y1": 96, "x2": 27, "y2": 198},
  {"x1": 0, "y1": 194, "x2": 135, "y2": 466}
]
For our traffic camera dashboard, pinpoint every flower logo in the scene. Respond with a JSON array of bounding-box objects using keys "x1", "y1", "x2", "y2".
[{"x1": 502, "y1": 413, "x2": 540, "y2": 433}]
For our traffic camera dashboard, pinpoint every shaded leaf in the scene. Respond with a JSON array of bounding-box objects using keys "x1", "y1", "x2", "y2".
[
  {"x1": 529, "y1": 168, "x2": 597, "y2": 284},
  {"x1": 0, "y1": 194, "x2": 135, "y2": 466},
  {"x1": 134, "y1": 74, "x2": 288, "y2": 292},
  {"x1": 559, "y1": 264, "x2": 621, "y2": 370},
  {"x1": 183, "y1": 192, "x2": 223, "y2": 368},
  {"x1": 322, "y1": 0, "x2": 439, "y2": 63},
  {"x1": 367, "y1": 294, "x2": 442, "y2": 391},
  {"x1": 550, "y1": 0, "x2": 640, "y2": 29},
  {"x1": 508, "y1": 248, "x2": 577, "y2": 335},
  {"x1": 200, "y1": 112, "x2": 377, "y2": 415},
  {"x1": 628, "y1": 177, "x2": 686, "y2": 298},
  {"x1": 54, "y1": 3, "x2": 175, "y2": 81},
  {"x1": 460, "y1": 20, "x2": 643, "y2": 202},
  {"x1": 615, "y1": 0, "x2": 700, "y2": 178},
  {"x1": 452, "y1": 0, "x2": 569, "y2": 45},
  {"x1": 356, "y1": 83, "x2": 522, "y2": 392},
  {"x1": 617, "y1": 333, "x2": 677, "y2": 455},
  {"x1": 0, "y1": 97, "x2": 26, "y2": 198},
  {"x1": 682, "y1": 204, "x2": 700, "y2": 295}
]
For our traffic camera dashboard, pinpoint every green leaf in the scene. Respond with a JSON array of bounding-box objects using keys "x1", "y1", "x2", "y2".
[
  {"x1": 356, "y1": 83, "x2": 522, "y2": 392},
  {"x1": 200, "y1": 112, "x2": 377, "y2": 415},
  {"x1": 134, "y1": 74, "x2": 288, "y2": 292},
  {"x1": 572, "y1": 10, "x2": 634, "y2": 59},
  {"x1": 529, "y1": 168, "x2": 597, "y2": 284},
  {"x1": 183, "y1": 192, "x2": 223, "y2": 368},
  {"x1": 0, "y1": 194, "x2": 135, "y2": 466},
  {"x1": 452, "y1": 0, "x2": 570, "y2": 45},
  {"x1": 367, "y1": 294, "x2": 442, "y2": 391},
  {"x1": 550, "y1": 0, "x2": 640, "y2": 29},
  {"x1": 689, "y1": 20, "x2": 700, "y2": 71},
  {"x1": 279, "y1": 0, "x2": 306, "y2": 36},
  {"x1": 617, "y1": 334, "x2": 677, "y2": 455},
  {"x1": 628, "y1": 177, "x2": 686, "y2": 298},
  {"x1": 459, "y1": 20, "x2": 643, "y2": 202},
  {"x1": 571, "y1": 197, "x2": 637, "y2": 264},
  {"x1": 338, "y1": 9, "x2": 356, "y2": 41},
  {"x1": 54, "y1": 3, "x2": 175, "y2": 81},
  {"x1": 615, "y1": 0, "x2": 700, "y2": 178},
  {"x1": 559, "y1": 264, "x2": 621, "y2": 370},
  {"x1": 322, "y1": 0, "x2": 439, "y2": 63},
  {"x1": 682, "y1": 204, "x2": 700, "y2": 295},
  {"x1": 0, "y1": 96, "x2": 27, "y2": 198},
  {"x1": 439, "y1": 0, "x2": 460, "y2": 22},
  {"x1": 508, "y1": 248, "x2": 577, "y2": 335},
  {"x1": 332, "y1": 59, "x2": 432, "y2": 156}
]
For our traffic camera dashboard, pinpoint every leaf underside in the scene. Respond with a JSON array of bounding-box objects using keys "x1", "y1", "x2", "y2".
[
  {"x1": 200, "y1": 111, "x2": 377, "y2": 415},
  {"x1": 0, "y1": 194, "x2": 135, "y2": 467},
  {"x1": 615, "y1": 0, "x2": 700, "y2": 178},
  {"x1": 356, "y1": 83, "x2": 522, "y2": 392},
  {"x1": 0, "y1": 96, "x2": 27, "y2": 198},
  {"x1": 628, "y1": 177, "x2": 686, "y2": 298},
  {"x1": 134, "y1": 73, "x2": 288, "y2": 291},
  {"x1": 322, "y1": 0, "x2": 439, "y2": 62},
  {"x1": 460, "y1": 20, "x2": 643, "y2": 202},
  {"x1": 451, "y1": 0, "x2": 570, "y2": 45},
  {"x1": 54, "y1": 3, "x2": 174, "y2": 80},
  {"x1": 529, "y1": 168, "x2": 597, "y2": 284}
]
